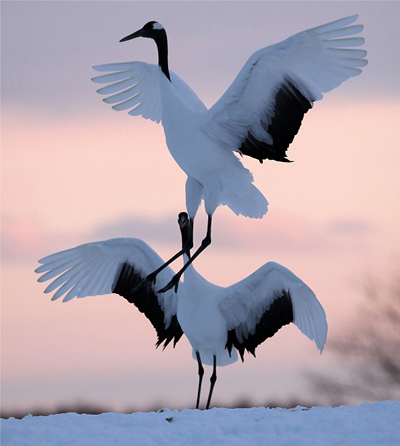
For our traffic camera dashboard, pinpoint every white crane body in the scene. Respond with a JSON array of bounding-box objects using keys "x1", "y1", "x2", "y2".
[
  {"x1": 91, "y1": 16, "x2": 367, "y2": 292},
  {"x1": 178, "y1": 259, "x2": 239, "y2": 367},
  {"x1": 36, "y1": 213, "x2": 327, "y2": 408}
]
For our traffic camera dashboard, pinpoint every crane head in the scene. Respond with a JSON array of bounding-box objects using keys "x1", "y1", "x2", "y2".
[{"x1": 120, "y1": 21, "x2": 165, "y2": 43}]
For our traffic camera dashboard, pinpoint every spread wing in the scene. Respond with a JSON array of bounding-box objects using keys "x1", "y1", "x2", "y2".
[
  {"x1": 36, "y1": 238, "x2": 183, "y2": 348},
  {"x1": 204, "y1": 15, "x2": 367, "y2": 162},
  {"x1": 92, "y1": 61, "x2": 206, "y2": 123},
  {"x1": 219, "y1": 262, "x2": 327, "y2": 360}
]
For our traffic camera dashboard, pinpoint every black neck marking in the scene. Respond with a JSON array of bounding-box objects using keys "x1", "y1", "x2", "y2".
[
  {"x1": 154, "y1": 30, "x2": 171, "y2": 81},
  {"x1": 226, "y1": 290, "x2": 293, "y2": 361},
  {"x1": 179, "y1": 213, "x2": 191, "y2": 249},
  {"x1": 112, "y1": 262, "x2": 183, "y2": 348}
]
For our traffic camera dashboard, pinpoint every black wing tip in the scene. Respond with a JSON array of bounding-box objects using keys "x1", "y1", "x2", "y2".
[{"x1": 268, "y1": 155, "x2": 293, "y2": 163}]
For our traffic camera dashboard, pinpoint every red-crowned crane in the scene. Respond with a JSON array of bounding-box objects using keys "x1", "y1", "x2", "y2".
[
  {"x1": 36, "y1": 213, "x2": 327, "y2": 409},
  {"x1": 91, "y1": 16, "x2": 367, "y2": 293}
]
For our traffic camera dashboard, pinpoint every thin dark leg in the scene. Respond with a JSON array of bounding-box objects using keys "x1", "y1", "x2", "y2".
[
  {"x1": 185, "y1": 218, "x2": 194, "y2": 258},
  {"x1": 158, "y1": 215, "x2": 212, "y2": 294},
  {"x1": 131, "y1": 217, "x2": 194, "y2": 294},
  {"x1": 206, "y1": 355, "x2": 217, "y2": 410},
  {"x1": 195, "y1": 351, "x2": 204, "y2": 410}
]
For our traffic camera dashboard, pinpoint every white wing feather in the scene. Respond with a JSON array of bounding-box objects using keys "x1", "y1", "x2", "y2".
[
  {"x1": 204, "y1": 15, "x2": 367, "y2": 149},
  {"x1": 92, "y1": 62, "x2": 206, "y2": 123},
  {"x1": 36, "y1": 238, "x2": 178, "y2": 326},
  {"x1": 219, "y1": 262, "x2": 327, "y2": 352}
]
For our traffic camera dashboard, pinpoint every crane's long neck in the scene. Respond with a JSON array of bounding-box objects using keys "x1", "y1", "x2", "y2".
[
  {"x1": 179, "y1": 214, "x2": 195, "y2": 280},
  {"x1": 154, "y1": 31, "x2": 171, "y2": 81}
]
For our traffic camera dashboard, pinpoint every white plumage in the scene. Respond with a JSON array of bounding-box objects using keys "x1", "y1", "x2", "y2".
[
  {"x1": 36, "y1": 213, "x2": 327, "y2": 409},
  {"x1": 91, "y1": 16, "x2": 367, "y2": 291}
]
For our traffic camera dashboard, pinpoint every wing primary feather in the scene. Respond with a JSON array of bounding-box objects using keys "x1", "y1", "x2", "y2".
[
  {"x1": 323, "y1": 37, "x2": 365, "y2": 49},
  {"x1": 96, "y1": 77, "x2": 138, "y2": 95},
  {"x1": 91, "y1": 70, "x2": 135, "y2": 84},
  {"x1": 37, "y1": 251, "x2": 82, "y2": 267},
  {"x1": 50, "y1": 275, "x2": 79, "y2": 301},
  {"x1": 325, "y1": 48, "x2": 367, "y2": 60},
  {"x1": 112, "y1": 94, "x2": 142, "y2": 112},
  {"x1": 37, "y1": 259, "x2": 80, "y2": 282},
  {"x1": 319, "y1": 24, "x2": 364, "y2": 39},
  {"x1": 103, "y1": 86, "x2": 140, "y2": 104},
  {"x1": 310, "y1": 14, "x2": 359, "y2": 34},
  {"x1": 43, "y1": 265, "x2": 79, "y2": 294}
]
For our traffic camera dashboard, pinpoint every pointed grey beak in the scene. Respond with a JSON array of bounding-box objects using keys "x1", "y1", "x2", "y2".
[{"x1": 120, "y1": 28, "x2": 143, "y2": 42}]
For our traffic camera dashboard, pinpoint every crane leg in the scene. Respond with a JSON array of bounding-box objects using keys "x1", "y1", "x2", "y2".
[
  {"x1": 206, "y1": 355, "x2": 217, "y2": 410},
  {"x1": 131, "y1": 217, "x2": 194, "y2": 294},
  {"x1": 196, "y1": 351, "x2": 204, "y2": 410},
  {"x1": 158, "y1": 215, "x2": 212, "y2": 294}
]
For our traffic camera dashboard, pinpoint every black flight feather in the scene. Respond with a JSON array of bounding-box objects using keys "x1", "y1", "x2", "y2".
[
  {"x1": 238, "y1": 79, "x2": 314, "y2": 163},
  {"x1": 226, "y1": 290, "x2": 294, "y2": 361},
  {"x1": 112, "y1": 262, "x2": 183, "y2": 349}
]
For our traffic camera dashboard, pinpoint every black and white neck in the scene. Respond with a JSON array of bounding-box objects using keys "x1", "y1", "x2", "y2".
[
  {"x1": 151, "y1": 23, "x2": 170, "y2": 82},
  {"x1": 120, "y1": 21, "x2": 171, "y2": 81},
  {"x1": 178, "y1": 212, "x2": 192, "y2": 258}
]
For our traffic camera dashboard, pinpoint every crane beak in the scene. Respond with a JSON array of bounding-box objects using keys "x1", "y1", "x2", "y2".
[{"x1": 119, "y1": 28, "x2": 144, "y2": 42}]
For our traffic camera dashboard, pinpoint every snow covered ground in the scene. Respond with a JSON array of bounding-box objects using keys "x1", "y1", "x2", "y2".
[{"x1": 1, "y1": 401, "x2": 399, "y2": 446}]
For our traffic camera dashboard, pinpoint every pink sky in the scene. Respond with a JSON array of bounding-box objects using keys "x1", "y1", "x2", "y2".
[{"x1": 2, "y1": 2, "x2": 400, "y2": 413}]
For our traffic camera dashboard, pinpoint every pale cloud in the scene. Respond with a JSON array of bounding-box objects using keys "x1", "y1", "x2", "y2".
[
  {"x1": 210, "y1": 211, "x2": 374, "y2": 255},
  {"x1": 89, "y1": 213, "x2": 181, "y2": 245},
  {"x1": 1, "y1": 215, "x2": 83, "y2": 264},
  {"x1": 1, "y1": 215, "x2": 45, "y2": 263},
  {"x1": 1, "y1": 210, "x2": 375, "y2": 265},
  {"x1": 326, "y1": 219, "x2": 375, "y2": 236}
]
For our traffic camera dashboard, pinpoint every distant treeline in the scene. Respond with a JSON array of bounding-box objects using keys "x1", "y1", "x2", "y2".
[{"x1": 1, "y1": 398, "x2": 321, "y2": 420}]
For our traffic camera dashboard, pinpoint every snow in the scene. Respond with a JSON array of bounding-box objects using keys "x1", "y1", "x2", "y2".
[{"x1": 2, "y1": 402, "x2": 399, "y2": 446}]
